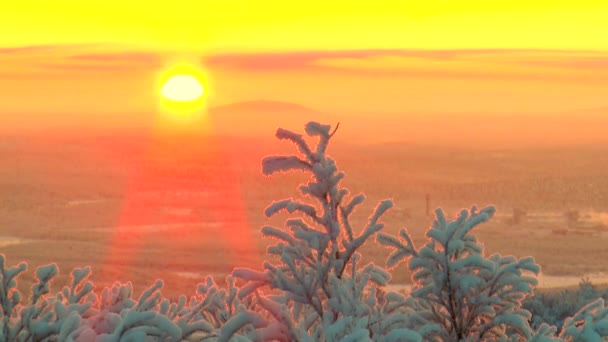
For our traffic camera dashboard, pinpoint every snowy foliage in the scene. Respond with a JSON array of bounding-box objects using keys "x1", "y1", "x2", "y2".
[
  {"x1": 558, "y1": 298, "x2": 608, "y2": 340},
  {"x1": 233, "y1": 122, "x2": 421, "y2": 341},
  {"x1": 524, "y1": 278, "x2": 605, "y2": 332},
  {"x1": 378, "y1": 206, "x2": 542, "y2": 341},
  {"x1": 0, "y1": 255, "x2": 228, "y2": 341},
  {"x1": 0, "y1": 121, "x2": 606, "y2": 341}
]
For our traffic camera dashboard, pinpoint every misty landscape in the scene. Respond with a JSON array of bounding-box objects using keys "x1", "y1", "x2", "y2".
[{"x1": 3, "y1": 103, "x2": 608, "y2": 300}]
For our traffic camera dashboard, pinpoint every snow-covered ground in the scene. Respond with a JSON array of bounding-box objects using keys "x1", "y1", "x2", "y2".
[
  {"x1": 537, "y1": 272, "x2": 608, "y2": 289},
  {"x1": 3, "y1": 230, "x2": 608, "y2": 293},
  {"x1": 381, "y1": 272, "x2": 608, "y2": 295},
  {"x1": 0, "y1": 236, "x2": 28, "y2": 248}
]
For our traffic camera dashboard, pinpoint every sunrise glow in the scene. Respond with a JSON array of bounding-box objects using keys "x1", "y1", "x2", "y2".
[
  {"x1": 1, "y1": 1, "x2": 607, "y2": 136},
  {"x1": 2, "y1": 0, "x2": 608, "y2": 303}
]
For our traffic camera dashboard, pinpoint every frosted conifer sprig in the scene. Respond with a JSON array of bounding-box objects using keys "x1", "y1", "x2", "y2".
[
  {"x1": 558, "y1": 298, "x2": 608, "y2": 340},
  {"x1": 234, "y1": 121, "x2": 416, "y2": 340},
  {"x1": 31, "y1": 264, "x2": 58, "y2": 305},
  {"x1": 379, "y1": 206, "x2": 541, "y2": 341},
  {"x1": 0, "y1": 255, "x2": 27, "y2": 339}
]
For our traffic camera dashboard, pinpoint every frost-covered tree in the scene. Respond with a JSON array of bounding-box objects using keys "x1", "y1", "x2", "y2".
[
  {"x1": 233, "y1": 122, "x2": 422, "y2": 341},
  {"x1": 378, "y1": 206, "x2": 541, "y2": 341}
]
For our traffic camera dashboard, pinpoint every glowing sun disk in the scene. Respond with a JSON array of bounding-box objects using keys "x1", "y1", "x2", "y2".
[{"x1": 161, "y1": 75, "x2": 204, "y2": 102}]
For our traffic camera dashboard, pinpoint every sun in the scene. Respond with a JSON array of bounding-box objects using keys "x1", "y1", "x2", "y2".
[
  {"x1": 161, "y1": 75, "x2": 204, "y2": 102},
  {"x1": 157, "y1": 61, "x2": 210, "y2": 122}
]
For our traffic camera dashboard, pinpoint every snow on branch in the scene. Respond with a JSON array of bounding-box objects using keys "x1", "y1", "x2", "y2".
[
  {"x1": 275, "y1": 128, "x2": 314, "y2": 162},
  {"x1": 262, "y1": 156, "x2": 312, "y2": 175}
]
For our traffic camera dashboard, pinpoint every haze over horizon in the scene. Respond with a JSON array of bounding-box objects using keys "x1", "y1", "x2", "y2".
[{"x1": 3, "y1": 98, "x2": 607, "y2": 149}]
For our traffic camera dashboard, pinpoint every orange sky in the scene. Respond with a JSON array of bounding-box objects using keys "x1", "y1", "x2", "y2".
[{"x1": 1, "y1": 1, "x2": 607, "y2": 144}]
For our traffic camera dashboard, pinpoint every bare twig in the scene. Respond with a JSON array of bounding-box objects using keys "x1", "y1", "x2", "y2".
[{"x1": 329, "y1": 122, "x2": 340, "y2": 138}]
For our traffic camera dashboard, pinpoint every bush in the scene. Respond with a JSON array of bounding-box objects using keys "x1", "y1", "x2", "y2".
[
  {"x1": 378, "y1": 206, "x2": 541, "y2": 340},
  {"x1": 524, "y1": 278, "x2": 604, "y2": 333}
]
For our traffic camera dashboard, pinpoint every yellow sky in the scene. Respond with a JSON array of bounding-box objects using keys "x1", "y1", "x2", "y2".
[
  {"x1": 2, "y1": 1, "x2": 607, "y2": 51},
  {"x1": 1, "y1": 1, "x2": 608, "y2": 143}
]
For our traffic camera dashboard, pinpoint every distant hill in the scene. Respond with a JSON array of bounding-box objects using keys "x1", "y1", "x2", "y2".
[
  {"x1": 207, "y1": 100, "x2": 330, "y2": 137},
  {"x1": 210, "y1": 100, "x2": 316, "y2": 114}
]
